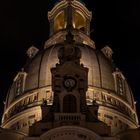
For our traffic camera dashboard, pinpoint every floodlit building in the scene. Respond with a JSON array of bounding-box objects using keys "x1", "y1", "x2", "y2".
[{"x1": 0, "y1": 0, "x2": 140, "y2": 140}]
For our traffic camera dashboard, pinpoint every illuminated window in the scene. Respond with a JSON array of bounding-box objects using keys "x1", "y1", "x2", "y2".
[
  {"x1": 54, "y1": 11, "x2": 65, "y2": 32},
  {"x1": 73, "y1": 11, "x2": 86, "y2": 31}
]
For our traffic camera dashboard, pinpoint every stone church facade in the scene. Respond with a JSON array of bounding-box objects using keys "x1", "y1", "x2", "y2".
[{"x1": 0, "y1": 0, "x2": 140, "y2": 140}]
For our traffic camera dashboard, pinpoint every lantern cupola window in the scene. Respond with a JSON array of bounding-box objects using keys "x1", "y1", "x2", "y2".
[
  {"x1": 73, "y1": 11, "x2": 86, "y2": 31},
  {"x1": 48, "y1": 0, "x2": 92, "y2": 35}
]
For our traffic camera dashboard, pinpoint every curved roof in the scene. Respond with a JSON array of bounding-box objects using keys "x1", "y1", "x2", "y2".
[{"x1": 6, "y1": 44, "x2": 134, "y2": 109}]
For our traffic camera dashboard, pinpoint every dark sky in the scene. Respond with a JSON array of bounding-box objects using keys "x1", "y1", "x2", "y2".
[{"x1": 0, "y1": 0, "x2": 140, "y2": 121}]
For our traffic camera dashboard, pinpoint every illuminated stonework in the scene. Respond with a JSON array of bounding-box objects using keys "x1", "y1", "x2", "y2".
[
  {"x1": 1, "y1": 0, "x2": 139, "y2": 139},
  {"x1": 54, "y1": 11, "x2": 65, "y2": 32},
  {"x1": 48, "y1": 0, "x2": 92, "y2": 35},
  {"x1": 1, "y1": 44, "x2": 138, "y2": 136},
  {"x1": 73, "y1": 11, "x2": 86, "y2": 30}
]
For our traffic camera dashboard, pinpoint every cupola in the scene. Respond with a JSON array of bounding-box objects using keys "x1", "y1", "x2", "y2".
[{"x1": 48, "y1": 0, "x2": 92, "y2": 35}]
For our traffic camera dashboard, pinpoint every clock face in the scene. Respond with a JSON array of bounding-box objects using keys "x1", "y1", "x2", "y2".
[{"x1": 64, "y1": 77, "x2": 76, "y2": 89}]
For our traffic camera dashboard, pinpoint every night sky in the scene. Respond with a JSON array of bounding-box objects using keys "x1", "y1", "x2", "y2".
[{"x1": 0, "y1": 0, "x2": 140, "y2": 122}]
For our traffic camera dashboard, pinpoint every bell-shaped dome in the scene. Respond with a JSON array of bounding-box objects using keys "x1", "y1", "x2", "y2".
[
  {"x1": 1, "y1": 0, "x2": 139, "y2": 137},
  {"x1": 1, "y1": 43, "x2": 138, "y2": 135}
]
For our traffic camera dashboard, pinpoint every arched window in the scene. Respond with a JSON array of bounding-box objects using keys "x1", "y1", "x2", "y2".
[
  {"x1": 63, "y1": 95, "x2": 77, "y2": 113},
  {"x1": 73, "y1": 11, "x2": 86, "y2": 31},
  {"x1": 54, "y1": 11, "x2": 65, "y2": 32}
]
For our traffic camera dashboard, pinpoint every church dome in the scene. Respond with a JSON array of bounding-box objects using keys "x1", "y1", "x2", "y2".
[
  {"x1": 1, "y1": 0, "x2": 139, "y2": 136},
  {"x1": 7, "y1": 44, "x2": 116, "y2": 105},
  {"x1": 2, "y1": 40, "x2": 138, "y2": 135}
]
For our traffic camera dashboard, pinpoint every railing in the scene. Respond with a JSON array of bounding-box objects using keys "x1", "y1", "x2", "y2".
[{"x1": 54, "y1": 113, "x2": 85, "y2": 121}]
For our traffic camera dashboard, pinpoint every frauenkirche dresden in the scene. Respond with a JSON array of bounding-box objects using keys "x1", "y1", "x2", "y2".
[{"x1": 0, "y1": 0, "x2": 140, "y2": 139}]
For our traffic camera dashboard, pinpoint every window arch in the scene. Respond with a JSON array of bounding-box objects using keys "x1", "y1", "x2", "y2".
[
  {"x1": 73, "y1": 11, "x2": 86, "y2": 31},
  {"x1": 54, "y1": 11, "x2": 65, "y2": 32}
]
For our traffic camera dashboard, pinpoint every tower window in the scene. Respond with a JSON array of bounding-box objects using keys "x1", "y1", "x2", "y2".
[
  {"x1": 73, "y1": 11, "x2": 86, "y2": 31},
  {"x1": 54, "y1": 11, "x2": 65, "y2": 32}
]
